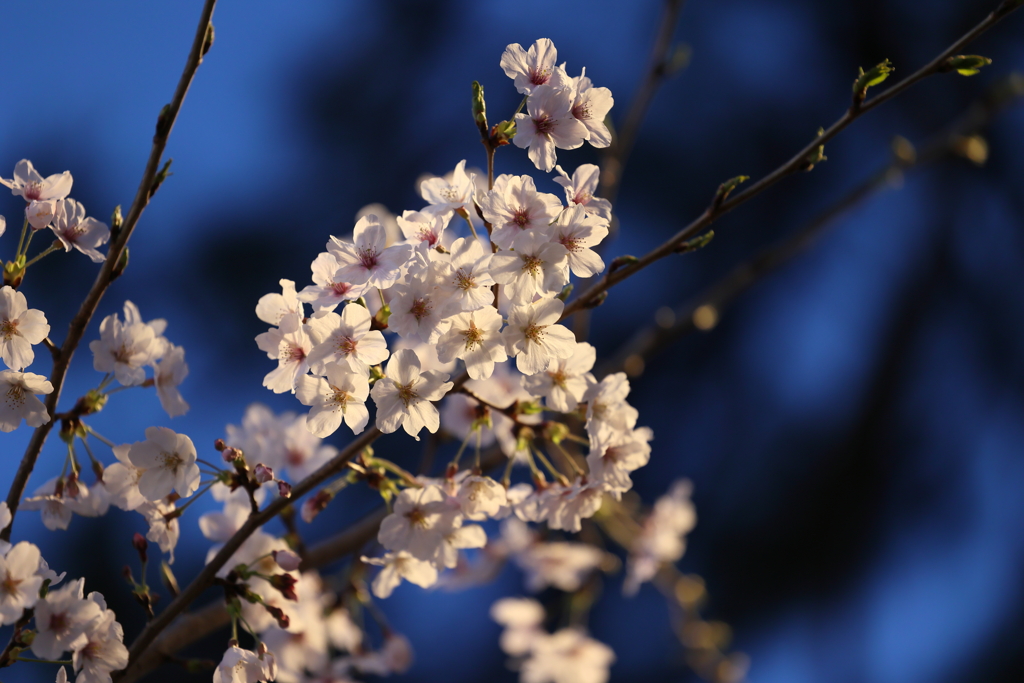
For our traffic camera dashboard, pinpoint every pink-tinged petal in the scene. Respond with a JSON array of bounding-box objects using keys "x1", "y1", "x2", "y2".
[
  {"x1": 528, "y1": 137, "x2": 557, "y2": 173},
  {"x1": 344, "y1": 402, "x2": 370, "y2": 434},
  {"x1": 306, "y1": 401, "x2": 343, "y2": 438},
  {"x1": 387, "y1": 349, "x2": 420, "y2": 386}
]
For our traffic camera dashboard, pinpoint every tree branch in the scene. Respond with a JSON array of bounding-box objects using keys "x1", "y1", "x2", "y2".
[
  {"x1": 562, "y1": 1, "x2": 1021, "y2": 321},
  {"x1": 597, "y1": 73, "x2": 1024, "y2": 378},
  {"x1": 1, "y1": 0, "x2": 218, "y2": 542}
]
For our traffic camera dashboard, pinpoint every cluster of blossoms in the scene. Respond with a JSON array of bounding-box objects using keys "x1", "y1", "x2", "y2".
[
  {"x1": 0, "y1": 502, "x2": 129, "y2": 683},
  {"x1": 0, "y1": 39, "x2": 699, "y2": 683}
]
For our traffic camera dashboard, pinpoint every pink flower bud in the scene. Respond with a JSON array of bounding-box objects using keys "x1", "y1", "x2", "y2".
[
  {"x1": 132, "y1": 532, "x2": 148, "y2": 563},
  {"x1": 254, "y1": 464, "x2": 274, "y2": 484},
  {"x1": 272, "y1": 549, "x2": 302, "y2": 572},
  {"x1": 301, "y1": 490, "x2": 333, "y2": 523}
]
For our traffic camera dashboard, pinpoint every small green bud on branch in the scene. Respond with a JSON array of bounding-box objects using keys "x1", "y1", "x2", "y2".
[
  {"x1": 941, "y1": 54, "x2": 993, "y2": 76},
  {"x1": 712, "y1": 176, "x2": 749, "y2": 210},
  {"x1": 148, "y1": 159, "x2": 174, "y2": 200},
  {"x1": 853, "y1": 59, "x2": 894, "y2": 108},
  {"x1": 675, "y1": 230, "x2": 715, "y2": 254},
  {"x1": 471, "y1": 81, "x2": 488, "y2": 138}
]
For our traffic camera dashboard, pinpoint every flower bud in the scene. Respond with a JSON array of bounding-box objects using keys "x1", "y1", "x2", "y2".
[
  {"x1": 277, "y1": 481, "x2": 292, "y2": 498},
  {"x1": 254, "y1": 464, "x2": 274, "y2": 484},
  {"x1": 269, "y1": 573, "x2": 299, "y2": 601},
  {"x1": 301, "y1": 489, "x2": 334, "y2": 523},
  {"x1": 132, "y1": 533, "x2": 149, "y2": 563},
  {"x1": 272, "y1": 549, "x2": 302, "y2": 572}
]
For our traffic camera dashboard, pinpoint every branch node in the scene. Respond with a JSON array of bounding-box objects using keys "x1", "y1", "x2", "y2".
[
  {"x1": 712, "y1": 176, "x2": 749, "y2": 210},
  {"x1": 675, "y1": 230, "x2": 715, "y2": 254},
  {"x1": 852, "y1": 59, "x2": 894, "y2": 109}
]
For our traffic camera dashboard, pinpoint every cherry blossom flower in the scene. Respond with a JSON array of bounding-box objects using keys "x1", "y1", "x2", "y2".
[
  {"x1": 0, "y1": 160, "x2": 72, "y2": 203},
  {"x1": 213, "y1": 644, "x2": 278, "y2": 683},
  {"x1": 0, "y1": 285, "x2": 49, "y2": 371},
  {"x1": 500, "y1": 39, "x2": 567, "y2": 95},
  {"x1": 396, "y1": 210, "x2": 450, "y2": 249},
  {"x1": 153, "y1": 344, "x2": 189, "y2": 417},
  {"x1": 297, "y1": 252, "x2": 368, "y2": 312},
  {"x1": 479, "y1": 174, "x2": 563, "y2": 250},
  {"x1": 256, "y1": 279, "x2": 302, "y2": 328},
  {"x1": 512, "y1": 538, "x2": 606, "y2": 592},
  {"x1": 137, "y1": 499, "x2": 180, "y2": 563},
  {"x1": 491, "y1": 232, "x2": 569, "y2": 305},
  {"x1": 513, "y1": 84, "x2": 589, "y2": 173},
  {"x1": 32, "y1": 578, "x2": 102, "y2": 659},
  {"x1": 73, "y1": 592, "x2": 129, "y2": 683},
  {"x1": 370, "y1": 349, "x2": 453, "y2": 439},
  {"x1": 103, "y1": 444, "x2": 147, "y2": 511},
  {"x1": 552, "y1": 164, "x2": 613, "y2": 223},
  {"x1": 584, "y1": 373, "x2": 638, "y2": 447},
  {"x1": 586, "y1": 427, "x2": 652, "y2": 498},
  {"x1": 490, "y1": 597, "x2": 546, "y2": 656},
  {"x1": 50, "y1": 198, "x2": 110, "y2": 263},
  {"x1": 122, "y1": 301, "x2": 170, "y2": 360},
  {"x1": 278, "y1": 415, "x2": 337, "y2": 482},
  {"x1": 0, "y1": 370, "x2": 52, "y2": 432},
  {"x1": 502, "y1": 299, "x2": 576, "y2": 375},
  {"x1": 437, "y1": 523, "x2": 487, "y2": 569},
  {"x1": 338, "y1": 632, "x2": 414, "y2": 676},
  {"x1": 1, "y1": 160, "x2": 72, "y2": 230},
  {"x1": 263, "y1": 316, "x2": 313, "y2": 394},
  {"x1": 295, "y1": 364, "x2": 370, "y2": 437},
  {"x1": 0, "y1": 216, "x2": 5, "y2": 238},
  {"x1": 548, "y1": 205, "x2": 608, "y2": 279},
  {"x1": 540, "y1": 479, "x2": 607, "y2": 533},
  {"x1": 436, "y1": 237, "x2": 496, "y2": 312},
  {"x1": 0, "y1": 541, "x2": 44, "y2": 625},
  {"x1": 624, "y1": 479, "x2": 696, "y2": 595},
  {"x1": 128, "y1": 426, "x2": 200, "y2": 501},
  {"x1": 522, "y1": 341, "x2": 596, "y2": 412},
  {"x1": 328, "y1": 215, "x2": 412, "y2": 289},
  {"x1": 361, "y1": 552, "x2": 439, "y2": 599},
  {"x1": 305, "y1": 303, "x2": 388, "y2": 376},
  {"x1": 436, "y1": 307, "x2": 507, "y2": 380},
  {"x1": 386, "y1": 266, "x2": 450, "y2": 344},
  {"x1": 89, "y1": 309, "x2": 158, "y2": 386},
  {"x1": 520, "y1": 629, "x2": 615, "y2": 683},
  {"x1": 377, "y1": 485, "x2": 460, "y2": 563},
  {"x1": 326, "y1": 607, "x2": 363, "y2": 653},
  {"x1": 570, "y1": 68, "x2": 614, "y2": 148},
  {"x1": 419, "y1": 160, "x2": 476, "y2": 219},
  {"x1": 21, "y1": 477, "x2": 88, "y2": 531}
]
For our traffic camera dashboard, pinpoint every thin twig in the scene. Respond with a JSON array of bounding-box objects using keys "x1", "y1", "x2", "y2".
[
  {"x1": 563, "y1": 1, "x2": 1021, "y2": 322},
  {"x1": 598, "y1": 73, "x2": 1024, "y2": 379},
  {"x1": 0, "y1": 0, "x2": 218, "y2": 543}
]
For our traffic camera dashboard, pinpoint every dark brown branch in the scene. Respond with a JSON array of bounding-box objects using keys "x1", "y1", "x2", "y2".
[
  {"x1": 1, "y1": 0, "x2": 218, "y2": 543},
  {"x1": 563, "y1": 1, "x2": 1021, "y2": 322}
]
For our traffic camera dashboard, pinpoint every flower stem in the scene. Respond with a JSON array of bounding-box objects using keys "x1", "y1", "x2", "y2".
[
  {"x1": 23, "y1": 242, "x2": 61, "y2": 269},
  {"x1": 15, "y1": 217, "x2": 28, "y2": 259}
]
